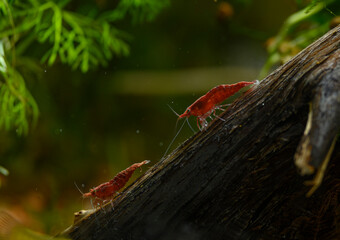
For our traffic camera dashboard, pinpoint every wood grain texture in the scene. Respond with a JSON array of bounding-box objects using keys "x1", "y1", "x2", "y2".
[{"x1": 60, "y1": 25, "x2": 340, "y2": 240}]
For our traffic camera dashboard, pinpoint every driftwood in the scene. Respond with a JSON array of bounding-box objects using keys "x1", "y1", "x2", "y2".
[{"x1": 60, "y1": 25, "x2": 340, "y2": 240}]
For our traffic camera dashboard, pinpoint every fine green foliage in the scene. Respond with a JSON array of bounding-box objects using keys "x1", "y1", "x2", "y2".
[
  {"x1": 0, "y1": 0, "x2": 168, "y2": 135},
  {"x1": 0, "y1": 40, "x2": 39, "y2": 135}
]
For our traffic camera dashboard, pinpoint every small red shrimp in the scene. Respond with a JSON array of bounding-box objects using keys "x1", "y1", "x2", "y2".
[
  {"x1": 179, "y1": 81, "x2": 256, "y2": 129},
  {"x1": 80, "y1": 160, "x2": 150, "y2": 202}
]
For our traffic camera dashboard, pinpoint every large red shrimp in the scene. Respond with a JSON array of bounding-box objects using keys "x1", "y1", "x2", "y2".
[
  {"x1": 79, "y1": 160, "x2": 150, "y2": 203},
  {"x1": 163, "y1": 80, "x2": 258, "y2": 159},
  {"x1": 179, "y1": 81, "x2": 256, "y2": 129}
]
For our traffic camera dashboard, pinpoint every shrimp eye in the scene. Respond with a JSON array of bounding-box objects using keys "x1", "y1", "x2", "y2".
[{"x1": 187, "y1": 109, "x2": 191, "y2": 113}]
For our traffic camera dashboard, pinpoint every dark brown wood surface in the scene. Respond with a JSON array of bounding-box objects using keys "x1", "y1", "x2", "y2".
[{"x1": 60, "y1": 25, "x2": 340, "y2": 240}]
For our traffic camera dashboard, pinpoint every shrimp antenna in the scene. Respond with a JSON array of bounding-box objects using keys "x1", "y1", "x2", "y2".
[
  {"x1": 167, "y1": 104, "x2": 180, "y2": 117},
  {"x1": 162, "y1": 119, "x2": 186, "y2": 159},
  {"x1": 74, "y1": 181, "x2": 84, "y2": 195},
  {"x1": 186, "y1": 118, "x2": 196, "y2": 133},
  {"x1": 90, "y1": 198, "x2": 95, "y2": 209},
  {"x1": 167, "y1": 104, "x2": 182, "y2": 132}
]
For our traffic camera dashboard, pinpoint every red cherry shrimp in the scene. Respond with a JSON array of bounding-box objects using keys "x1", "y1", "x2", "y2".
[
  {"x1": 162, "y1": 80, "x2": 258, "y2": 158},
  {"x1": 75, "y1": 160, "x2": 150, "y2": 206},
  {"x1": 178, "y1": 81, "x2": 256, "y2": 130}
]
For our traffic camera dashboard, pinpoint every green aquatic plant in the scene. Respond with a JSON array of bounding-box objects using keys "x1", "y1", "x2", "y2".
[
  {"x1": 259, "y1": 0, "x2": 338, "y2": 78},
  {"x1": 0, "y1": 40, "x2": 38, "y2": 135},
  {"x1": 0, "y1": 0, "x2": 169, "y2": 135}
]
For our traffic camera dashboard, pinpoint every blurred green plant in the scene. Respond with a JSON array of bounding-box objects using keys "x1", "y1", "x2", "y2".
[
  {"x1": 260, "y1": 0, "x2": 338, "y2": 78},
  {"x1": 9, "y1": 227, "x2": 70, "y2": 240},
  {"x1": 0, "y1": 165, "x2": 9, "y2": 187},
  {"x1": 0, "y1": 165, "x2": 9, "y2": 176},
  {"x1": 0, "y1": 0, "x2": 169, "y2": 135}
]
